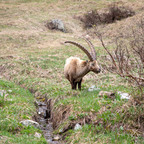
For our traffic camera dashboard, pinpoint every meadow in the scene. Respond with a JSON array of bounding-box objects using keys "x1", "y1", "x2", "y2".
[{"x1": 0, "y1": 0, "x2": 144, "y2": 143}]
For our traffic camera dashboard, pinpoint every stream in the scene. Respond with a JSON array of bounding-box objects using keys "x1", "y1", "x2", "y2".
[{"x1": 34, "y1": 99, "x2": 63, "y2": 144}]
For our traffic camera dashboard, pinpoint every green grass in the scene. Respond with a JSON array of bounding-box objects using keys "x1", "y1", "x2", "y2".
[
  {"x1": 0, "y1": 50, "x2": 143, "y2": 143},
  {"x1": 0, "y1": 80, "x2": 47, "y2": 144},
  {"x1": 53, "y1": 83, "x2": 143, "y2": 143},
  {"x1": 0, "y1": 0, "x2": 144, "y2": 143},
  {"x1": 64, "y1": 124, "x2": 143, "y2": 144}
]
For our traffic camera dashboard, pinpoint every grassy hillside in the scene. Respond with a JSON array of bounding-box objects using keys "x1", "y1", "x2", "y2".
[
  {"x1": 0, "y1": 80, "x2": 47, "y2": 143},
  {"x1": 0, "y1": 0, "x2": 144, "y2": 143}
]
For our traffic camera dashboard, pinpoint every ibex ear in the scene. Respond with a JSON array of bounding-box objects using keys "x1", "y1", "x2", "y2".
[
  {"x1": 82, "y1": 60, "x2": 88, "y2": 67},
  {"x1": 89, "y1": 61, "x2": 95, "y2": 70}
]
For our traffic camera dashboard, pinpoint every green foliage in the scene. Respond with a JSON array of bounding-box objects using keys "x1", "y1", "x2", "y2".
[
  {"x1": 68, "y1": 115, "x2": 77, "y2": 120},
  {"x1": 67, "y1": 124, "x2": 139, "y2": 144},
  {"x1": 0, "y1": 80, "x2": 46, "y2": 143}
]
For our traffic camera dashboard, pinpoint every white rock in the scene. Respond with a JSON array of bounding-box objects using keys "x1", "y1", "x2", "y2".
[
  {"x1": 38, "y1": 111, "x2": 41, "y2": 115},
  {"x1": 8, "y1": 90, "x2": 12, "y2": 93},
  {"x1": 88, "y1": 85, "x2": 100, "y2": 92},
  {"x1": 0, "y1": 90, "x2": 6, "y2": 97},
  {"x1": 117, "y1": 91, "x2": 131, "y2": 100},
  {"x1": 99, "y1": 91, "x2": 115, "y2": 97},
  {"x1": 53, "y1": 135, "x2": 61, "y2": 141},
  {"x1": 20, "y1": 120, "x2": 40, "y2": 129},
  {"x1": 74, "y1": 123, "x2": 82, "y2": 130},
  {"x1": 34, "y1": 132, "x2": 42, "y2": 138},
  {"x1": 120, "y1": 126, "x2": 124, "y2": 130},
  {"x1": 7, "y1": 99, "x2": 13, "y2": 101},
  {"x1": 59, "y1": 128, "x2": 63, "y2": 133},
  {"x1": 85, "y1": 35, "x2": 90, "y2": 39},
  {"x1": 51, "y1": 19, "x2": 65, "y2": 32}
]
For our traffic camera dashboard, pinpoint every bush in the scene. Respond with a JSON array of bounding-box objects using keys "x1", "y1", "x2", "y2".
[
  {"x1": 81, "y1": 3, "x2": 135, "y2": 28},
  {"x1": 97, "y1": 18, "x2": 144, "y2": 87}
]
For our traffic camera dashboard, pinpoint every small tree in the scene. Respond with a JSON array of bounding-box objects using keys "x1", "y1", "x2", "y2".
[{"x1": 95, "y1": 18, "x2": 144, "y2": 95}]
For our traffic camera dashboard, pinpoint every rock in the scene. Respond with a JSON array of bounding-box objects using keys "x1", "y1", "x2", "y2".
[
  {"x1": 20, "y1": 120, "x2": 40, "y2": 129},
  {"x1": 120, "y1": 126, "x2": 124, "y2": 130},
  {"x1": 59, "y1": 128, "x2": 63, "y2": 133},
  {"x1": 35, "y1": 100, "x2": 46, "y2": 107},
  {"x1": 34, "y1": 132, "x2": 42, "y2": 138},
  {"x1": 88, "y1": 85, "x2": 100, "y2": 92},
  {"x1": 74, "y1": 123, "x2": 82, "y2": 130},
  {"x1": 85, "y1": 34, "x2": 91, "y2": 39},
  {"x1": 7, "y1": 99, "x2": 13, "y2": 101},
  {"x1": 46, "y1": 19, "x2": 65, "y2": 32},
  {"x1": 8, "y1": 90, "x2": 12, "y2": 93},
  {"x1": 0, "y1": 90, "x2": 8, "y2": 100},
  {"x1": 117, "y1": 91, "x2": 131, "y2": 100},
  {"x1": 58, "y1": 120, "x2": 72, "y2": 134},
  {"x1": 53, "y1": 135, "x2": 61, "y2": 141},
  {"x1": 99, "y1": 91, "x2": 115, "y2": 97},
  {"x1": 0, "y1": 90, "x2": 6, "y2": 97},
  {"x1": 34, "y1": 100, "x2": 48, "y2": 118}
]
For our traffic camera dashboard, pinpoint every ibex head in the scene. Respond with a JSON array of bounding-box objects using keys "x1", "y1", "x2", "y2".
[{"x1": 65, "y1": 38, "x2": 101, "y2": 74}]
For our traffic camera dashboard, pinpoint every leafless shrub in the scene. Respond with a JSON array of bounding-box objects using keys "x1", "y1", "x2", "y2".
[
  {"x1": 108, "y1": 3, "x2": 135, "y2": 21},
  {"x1": 81, "y1": 3, "x2": 135, "y2": 28},
  {"x1": 95, "y1": 19, "x2": 144, "y2": 135},
  {"x1": 95, "y1": 18, "x2": 144, "y2": 91},
  {"x1": 81, "y1": 10, "x2": 101, "y2": 28}
]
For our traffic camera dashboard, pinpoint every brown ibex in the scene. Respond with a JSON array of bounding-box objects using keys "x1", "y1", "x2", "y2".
[{"x1": 64, "y1": 38, "x2": 101, "y2": 90}]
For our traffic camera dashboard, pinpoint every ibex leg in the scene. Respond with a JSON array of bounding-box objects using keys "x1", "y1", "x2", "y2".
[
  {"x1": 78, "y1": 79, "x2": 82, "y2": 90},
  {"x1": 69, "y1": 76, "x2": 77, "y2": 90}
]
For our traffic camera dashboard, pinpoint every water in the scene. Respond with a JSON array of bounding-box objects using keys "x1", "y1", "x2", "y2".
[{"x1": 34, "y1": 99, "x2": 62, "y2": 144}]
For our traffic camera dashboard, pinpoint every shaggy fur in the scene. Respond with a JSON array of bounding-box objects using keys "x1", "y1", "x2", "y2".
[{"x1": 64, "y1": 56, "x2": 100, "y2": 90}]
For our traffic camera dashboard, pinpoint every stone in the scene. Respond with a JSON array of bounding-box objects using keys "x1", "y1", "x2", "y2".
[
  {"x1": 53, "y1": 135, "x2": 61, "y2": 141},
  {"x1": 120, "y1": 126, "x2": 124, "y2": 130},
  {"x1": 20, "y1": 120, "x2": 40, "y2": 129},
  {"x1": 47, "y1": 19, "x2": 65, "y2": 32},
  {"x1": 59, "y1": 128, "x2": 63, "y2": 133},
  {"x1": 34, "y1": 132, "x2": 42, "y2": 138},
  {"x1": 88, "y1": 85, "x2": 100, "y2": 92},
  {"x1": 0, "y1": 90, "x2": 6, "y2": 97},
  {"x1": 74, "y1": 123, "x2": 82, "y2": 130},
  {"x1": 8, "y1": 90, "x2": 12, "y2": 93},
  {"x1": 117, "y1": 91, "x2": 131, "y2": 100},
  {"x1": 99, "y1": 91, "x2": 115, "y2": 97}
]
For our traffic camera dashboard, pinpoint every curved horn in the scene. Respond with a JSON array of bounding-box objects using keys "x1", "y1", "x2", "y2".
[
  {"x1": 83, "y1": 38, "x2": 97, "y2": 60},
  {"x1": 65, "y1": 41, "x2": 93, "y2": 61}
]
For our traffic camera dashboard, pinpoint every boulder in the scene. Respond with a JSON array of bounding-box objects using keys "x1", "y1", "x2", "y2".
[
  {"x1": 20, "y1": 120, "x2": 40, "y2": 129},
  {"x1": 46, "y1": 19, "x2": 65, "y2": 32}
]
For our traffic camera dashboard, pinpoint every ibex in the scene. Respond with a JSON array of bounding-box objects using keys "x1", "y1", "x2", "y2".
[{"x1": 64, "y1": 38, "x2": 101, "y2": 90}]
